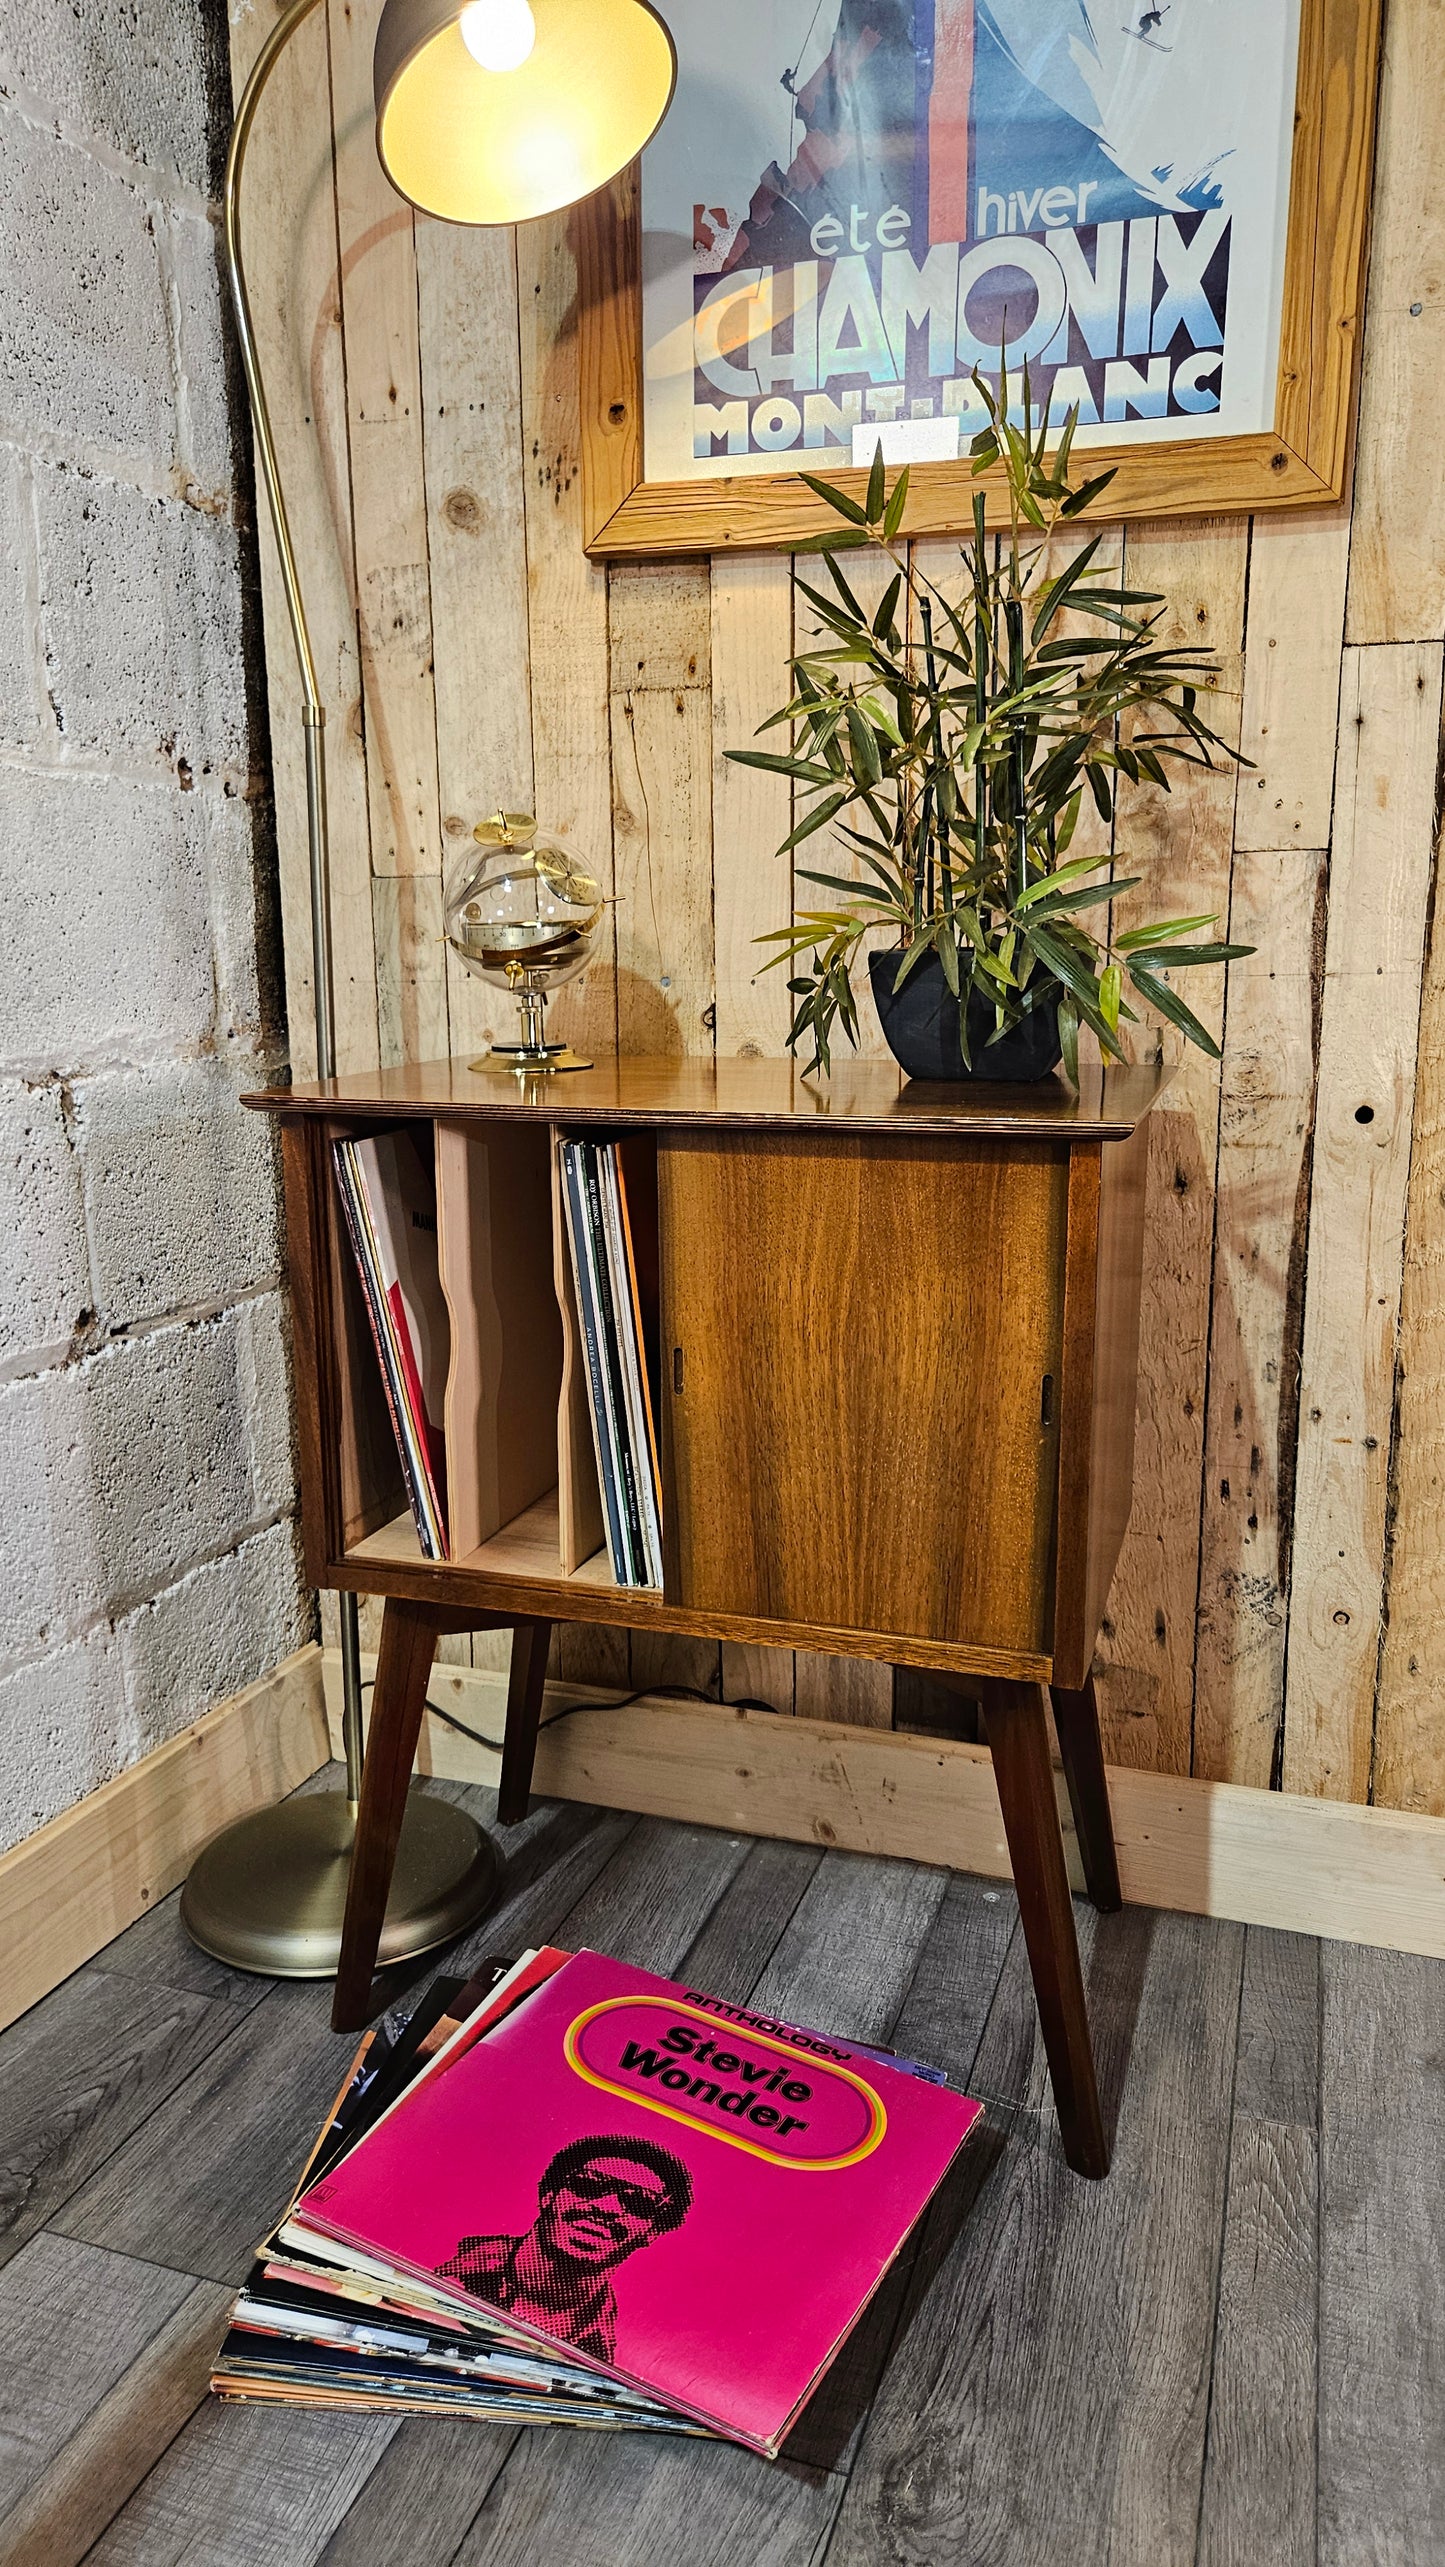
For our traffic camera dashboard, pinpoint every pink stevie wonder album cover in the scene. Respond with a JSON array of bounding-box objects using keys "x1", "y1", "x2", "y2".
[{"x1": 295, "y1": 1950, "x2": 982, "y2": 2453}]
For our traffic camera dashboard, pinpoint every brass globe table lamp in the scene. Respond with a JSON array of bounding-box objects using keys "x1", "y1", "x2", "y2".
[
  {"x1": 182, "y1": 0, "x2": 675, "y2": 1978},
  {"x1": 445, "y1": 812, "x2": 605, "y2": 1071}
]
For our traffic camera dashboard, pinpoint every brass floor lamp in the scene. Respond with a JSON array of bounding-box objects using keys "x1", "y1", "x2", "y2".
[{"x1": 181, "y1": 0, "x2": 676, "y2": 1976}]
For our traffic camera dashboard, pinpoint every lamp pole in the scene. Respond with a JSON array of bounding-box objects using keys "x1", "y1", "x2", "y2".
[
  {"x1": 179, "y1": 0, "x2": 499, "y2": 1975},
  {"x1": 184, "y1": 0, "x2": 676, "y2": 1979},
  {"x1": 223, "y1": 0, "x2": 366, "y2": 1812}
]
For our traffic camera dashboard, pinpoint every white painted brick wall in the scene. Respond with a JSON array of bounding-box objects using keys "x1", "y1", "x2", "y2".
[
  {"x1": 0, "y1": 105, "x2": 176, "y2": 460},
  {"x1": 37, "y1": 466, "x2": 248, "y2": 780},
  {"x1": 0, "y1": 0, "x2": 308, "y2": 1855}
]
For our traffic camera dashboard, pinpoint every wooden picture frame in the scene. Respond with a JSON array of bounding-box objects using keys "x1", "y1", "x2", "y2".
[{"x1": 577, "y1": 0, "x2": 1380, "y2": 559}]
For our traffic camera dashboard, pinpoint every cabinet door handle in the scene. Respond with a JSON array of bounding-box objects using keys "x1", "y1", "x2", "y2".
[
  {"x1": 1041, "y1": 1372, "x2": 1055, "y2": 1429},
  {"x1": 673, "y1": 1345, "x2": 684, "y2": 1395}
]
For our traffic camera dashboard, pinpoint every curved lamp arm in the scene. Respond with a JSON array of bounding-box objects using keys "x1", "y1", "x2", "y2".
[
  {"x1": 224, "y1": 0, "x2": 359, "y2": 1791},
  {"x1": 224, "y1": 0, "x2": 336, "y2": 1080}
]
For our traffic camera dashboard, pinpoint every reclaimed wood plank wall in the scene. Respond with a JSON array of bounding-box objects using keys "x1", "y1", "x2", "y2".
[{"x1": 231, "y1": 0, "x2": 1445, "y2": 1814}]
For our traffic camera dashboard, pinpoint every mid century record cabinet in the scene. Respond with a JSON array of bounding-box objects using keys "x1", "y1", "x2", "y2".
[{"x1": 248, "y1": 1054, "x2": 1167, "y2": 2178}]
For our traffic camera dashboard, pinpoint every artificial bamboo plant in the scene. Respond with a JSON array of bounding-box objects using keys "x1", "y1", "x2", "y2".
[{"x1": 730, "y1": 368, "x2": 1251, "y2": 1078}]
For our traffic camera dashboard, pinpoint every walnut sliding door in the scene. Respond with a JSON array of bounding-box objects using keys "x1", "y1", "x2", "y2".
[{"x1": 658, "y1": 1130, "x2": 1068, "y2": 1655}]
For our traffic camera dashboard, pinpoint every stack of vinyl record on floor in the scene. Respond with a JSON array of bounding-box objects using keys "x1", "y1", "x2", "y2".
[
  {"x1": 558, "y1": 1136, "x2": 663, "y2": 1588},
  {"x1": 212, "y1": 1946, "x2": 983, "y2": 2455}
]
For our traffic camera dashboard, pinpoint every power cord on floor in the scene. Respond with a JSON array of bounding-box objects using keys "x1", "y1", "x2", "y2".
[{"x1": 360, "y1": 1675, "x2": 783, "y2": 1758}]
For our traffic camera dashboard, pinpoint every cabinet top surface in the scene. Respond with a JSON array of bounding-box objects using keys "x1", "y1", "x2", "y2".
[{"x1": 244, "y1": 1054, "x2": 1171, "y2": 1138}]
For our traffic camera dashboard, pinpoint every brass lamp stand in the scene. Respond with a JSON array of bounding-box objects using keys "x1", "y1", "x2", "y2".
[{"x1": 182, "y1": 0, "x2": 676, "y2": 1976}]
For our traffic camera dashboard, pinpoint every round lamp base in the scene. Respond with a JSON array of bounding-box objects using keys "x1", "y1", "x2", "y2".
[
  {"x1": 470, "y1": 1046, "x2": 593, "y2": 1075},
  {"x1": 179, "y1": 1789, "x2": 500, "y2": 1979}
]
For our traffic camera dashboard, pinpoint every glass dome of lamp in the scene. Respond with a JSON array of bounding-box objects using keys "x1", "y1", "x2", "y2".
[
  {"x1": 189, "y1": 0, "x2": 676, "y2": 1990},
  {"x1": 444, "y1": 811, "x2": 605, "y2": 1072}
]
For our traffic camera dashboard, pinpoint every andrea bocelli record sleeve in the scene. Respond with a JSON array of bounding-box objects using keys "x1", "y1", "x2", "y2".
[{"x1": 293, "y1": 1951, "x2": 982, "y2": 2454}]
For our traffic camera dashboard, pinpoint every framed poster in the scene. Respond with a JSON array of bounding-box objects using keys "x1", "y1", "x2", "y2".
[{"x1": 576, "y1": 0, "x2": 1380, "y2": 556}]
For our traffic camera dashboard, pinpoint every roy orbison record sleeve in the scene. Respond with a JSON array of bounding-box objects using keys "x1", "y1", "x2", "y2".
[
  {"x1": 292, "y1": 1950, "x2": 981, "y2": 2454},
  {"x1": 639, "y1": 0, "x2": 1302, "y2": 481}
]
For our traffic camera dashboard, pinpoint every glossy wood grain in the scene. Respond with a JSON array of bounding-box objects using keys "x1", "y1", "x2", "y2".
[
  {"x1": 1052, "y1": 1119, "x2": 1150, "y2": 1687},
  {"x1": 435, "y1": 1121, "x2": 561, "y2": 1557},
  {"x1": 246, "y1": 1056, "x2": 1171, "y2": 1141},
  {"x1": 977, "y1": 1676, "x2": 1108, "y2": 2177},
  {"x1": 338, "y1": 1502, "x2": 1056, "y2": 1679},
  {"x1": 658, "y1": 1130, "x2": 1068, "y2": 1654}
]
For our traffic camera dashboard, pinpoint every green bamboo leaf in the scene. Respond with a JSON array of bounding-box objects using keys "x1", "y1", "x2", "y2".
[
  {"x1": 1058, "y1": 994, "x2": 1080, "y2": 1087},
  {"x1": 1112, "y1": 911, "x2": 1218, "y2": 951},
  {"x1": 1014, "y1": 852, "x2": 1113, "y2": 910},
  {"x1": 1054, "y1": 787, "x2": 1082, "y2": 854},
  {"x1": 793, "y1": 528, "x2": 871, "y2": 551},
  {"x1": 795, "y1": 868, "x2": 897, "y2": 906},
  {"x1": 1127, "y1": 965, "x2": 1222, "y2": 1057},
  {"x1": 865, "y1": 440, "x2": 886, "y2": 525},
  {"x1": 1030, "y1": 534, "x2": 1103, "y2": 644},
  {"x1": 858, "y1": 690, "x2": 904, "y2": 746},
  {"x1": 891, "y1": 929, "x2": 940, "y2": 991},
  {"x1": 1123, "y1": 941, "x2": 1253, "y2": 967},
  {"x1": 882, "y1": 464, "x2": 911, "y2": 540},
  {"x1": 725, "y1": 749, "x2": 840, "y2": 785},
  {"x1": 799, "y1": 471, "x2": 869, "y2": 526},
  {"x1": 1099, "y1": 962, "x2": 1122, "y2": 1034},
  {"x1": 1059, "y1": 468, "x2": 1118, "y2": 516},
  {"x1": 1025, "y1": 922, "x2": 1104, "y2": 1011},
  {"x1": 845, "y1": 701, "x2": 883, "y2": 784},
  {"x1": 822, "y1": 547, "x2": 878, "y2": 627},
  {"x1": 776, "y1": 791, "x2": 852, "y2": 853},
  {"x1": 974, "y1": 943, "x2": 1017, "y2": 990},
  {"x1": 873, "y1": 575, "x2": 902, "y2": 641}
]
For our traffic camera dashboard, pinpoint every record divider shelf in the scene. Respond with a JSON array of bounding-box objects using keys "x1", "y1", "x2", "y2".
[{"x1": 248, "y1": 1053, "x2": 1169, "y2": 2179}]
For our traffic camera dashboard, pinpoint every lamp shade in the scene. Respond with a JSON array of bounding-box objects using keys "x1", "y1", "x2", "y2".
[{"x1": 374, "y1": 0, "x2": 676, "y2": 225}]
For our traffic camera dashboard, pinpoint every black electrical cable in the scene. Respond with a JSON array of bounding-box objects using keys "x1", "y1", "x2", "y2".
[{"x1": 360, "y1": 1676, "x2": 783, "y2": 1760}]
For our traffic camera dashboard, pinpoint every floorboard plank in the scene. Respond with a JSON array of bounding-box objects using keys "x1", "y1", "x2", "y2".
[
  {"x1": 540, "y1": 1816, "x2": 753, "y2": 1970},
  {"x1": 0, "y1": 1967, "x2": 255, "y2": 2273},
  {"x1": 314, "y1": 2417, "x2": 517, "y2": 2567},
  {"x1": 1197, "y1": 1927, "x2": 1319, "y2": 2567},
  {"x1": 0, "y1": 2233, "x2": 199, "y2": 2526},
  {"x1": 1197, "y1": 2117, "x2": 1317, "y2": 2567},
  {"x1": 52, "y1": 1804, "x2": 639, "y2": 2286},
  {"x1": 1318, "y1": 1943, "x2": 1445, "y2": 2567},
  {"x1": 445, "y1": 1853, "x2": 952, "y2": 2567},
  {"x1": 825, "y1": 1908, "x2": 1244, "y2": 2567},
  {"x1": 102, "y1": 1887, "x2": 284, "y2": 2006},
  {"x1": 47, "y1": 1972, "x2": 371, "y2": 2287},
  {"x1": 674, "y1": 1838, "x2": 822, "y2": 2001},
  {"x1": 782, "y1": 1871, "x2": 1020, "y2": 2476},
  {"x1": 0, "y1": 2257, "x2": 230, "y2": 2567},
  {"x1": 1231, "y1": 1928, "x2": 1321, "y2": 2129},
  {"x1": 87, "y1": 2398, "x2": 398, "y2": 2567}
]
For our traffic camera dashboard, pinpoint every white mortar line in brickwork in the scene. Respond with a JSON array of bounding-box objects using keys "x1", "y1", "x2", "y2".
[{"x1": 0, "y1": 72, "x2": 220, "y2": 223}]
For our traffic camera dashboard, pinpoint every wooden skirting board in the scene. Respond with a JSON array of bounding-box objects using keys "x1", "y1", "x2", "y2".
[
  {"x1": 0, "y1": 1646, "x2": 330, "y2": 2037},
  {"x1": 326, "y1": 1649, "x2": 1445, "y2": 1963}
]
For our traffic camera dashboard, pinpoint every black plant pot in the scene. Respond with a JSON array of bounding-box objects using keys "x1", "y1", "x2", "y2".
[{"x1": 868, "y1": 948, "x2": 1064, "y2": 1083}]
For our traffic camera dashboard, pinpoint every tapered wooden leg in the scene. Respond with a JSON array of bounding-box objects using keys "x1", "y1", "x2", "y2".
[
  {"x1": 978, "y1": 1675, "x2": 1109, "y2": 2178},
  {"x1": 1051, "y1": 1674, "x2": 1122, "y2": 1913},
  {"x1": 332, "y1": 1597, "x2": 442, "y2": 2032},
  {"x1": 497, "y1": 1618, "x2": 552, "y2": 1825}
]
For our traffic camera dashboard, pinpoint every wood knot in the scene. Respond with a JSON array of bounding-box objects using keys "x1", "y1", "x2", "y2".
[{"x1": 443, "y1": 487, "x2": 482, "y2": 534}]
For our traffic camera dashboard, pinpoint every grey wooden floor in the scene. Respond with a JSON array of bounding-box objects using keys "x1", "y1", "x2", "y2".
[{"x1": 1, "y1": 1771, "x2": 1441, "y2": 2567}]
